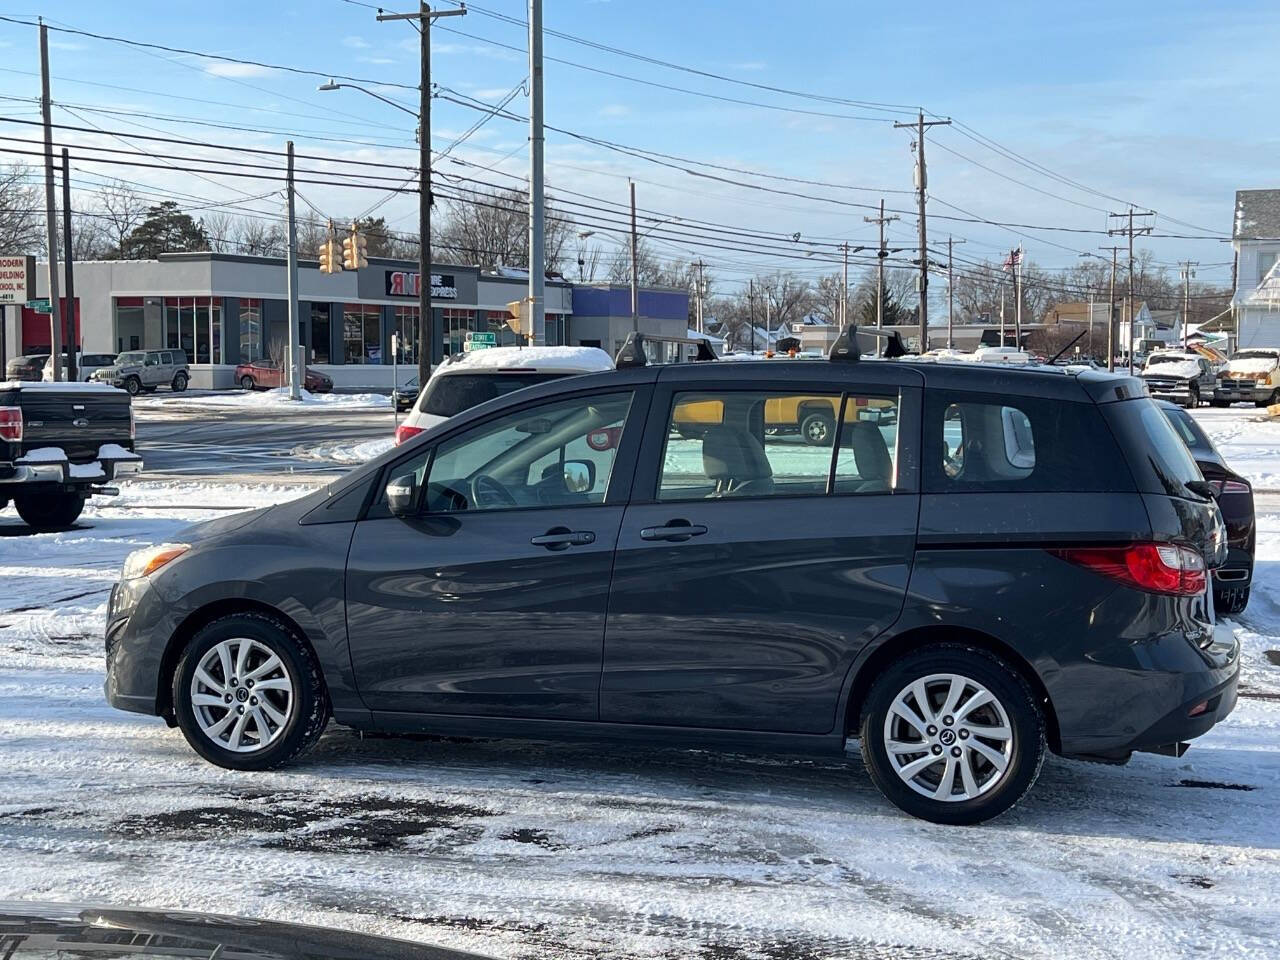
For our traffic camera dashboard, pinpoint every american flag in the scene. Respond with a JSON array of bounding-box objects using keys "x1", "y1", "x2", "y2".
[{"x1": 1002, "y1": 249, "x2": 1022, "y2": 272}]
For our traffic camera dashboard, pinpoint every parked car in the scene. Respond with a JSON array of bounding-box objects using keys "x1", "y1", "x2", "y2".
[
  {"x1": 1212, "y1": 348, "x2": 1280, "y2": 407},
  {"x1": 105, "y1": 329, "x2": 1237, "y2": 825},
  {"x1": 1138, "y1": 350, "x2": 1217, "y2": 407},
  {"x1": 1, "y1": 379, "x2": 142, "y2": 530},
  {"x1": 1158, "y1": 399, "x2": 1254, "y2": 614},
  {"x1": 5, "y1": 353, "x2": 50, "y2": 382},
  {"x1": 92, "y1": 349, "x2": 189, "y2": 396},
  {"x1": 236, "y1": 358, "x2": 333, "y2": 393},
  {"x1": 0, "y1": 903, "x2": 481, "y2": 959},
  {"x1": 395, "y1": 345, "x2": 614, "y2": 445},
  {"x1": 393, "y1": 375, "x2": 420, "y2": 412},
  {"x1": 42, "y1": 351, "x2": 119, "y2": 383}
]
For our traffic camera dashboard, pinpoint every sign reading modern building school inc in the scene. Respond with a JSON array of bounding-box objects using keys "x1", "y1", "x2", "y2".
[
  {"x1": 0, "y1": 255, "x2": 36, "y2": 305},
  {"x1": 385, "y1": 269, "x2": 457, "y2": 300}
]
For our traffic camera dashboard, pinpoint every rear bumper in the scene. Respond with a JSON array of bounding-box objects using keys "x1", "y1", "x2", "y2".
[
  {"x1": 1214, "y1": 384, "x2": 1271, "y2": 403},
  {"x1": 0, "y1": 451, "x2": 142, "y2": 489},
  {"x1": 1213, "y1": 546, "x2": 1253, "y2": 588}
]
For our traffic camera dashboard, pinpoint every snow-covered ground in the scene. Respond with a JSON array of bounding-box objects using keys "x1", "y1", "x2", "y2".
[
  {"x1": 138, "y1": 387, "x2": 392, "y2": 418},
  {"x1": 1, "y1": 408, "x2": 1280, "y2": 958},
  {"x1": 294, "y1": 435, "x2": 395, "y2": 464},
  {"x1": 1191, "y1": 406, "x2": 1280, "y2": 490}
]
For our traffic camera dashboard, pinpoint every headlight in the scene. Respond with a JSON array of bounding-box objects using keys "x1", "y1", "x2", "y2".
[{"x1": 121, "y1": 543, "x2": 189, "y2": 580}]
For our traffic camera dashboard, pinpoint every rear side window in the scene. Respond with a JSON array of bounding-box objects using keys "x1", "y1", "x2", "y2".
[
  {"x1": 925, "y1": 391, "x2": 1133, "y2": 493},
  {"x1": 1106, "y1": 398, "x2": 1205, "y2": 498},
  {"x1": 419, "y1": 372, "x2": 565, "y2": 418}
]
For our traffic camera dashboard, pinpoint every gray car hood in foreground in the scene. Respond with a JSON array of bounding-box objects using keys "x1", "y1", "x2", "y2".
[{"x1": 0, "y1": 902, "x2": 492, "y2": 959}]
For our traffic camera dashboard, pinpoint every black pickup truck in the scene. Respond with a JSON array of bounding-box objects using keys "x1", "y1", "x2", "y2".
[{"x1": 0, "y1": 381, "x2": 142, "y2": 531}]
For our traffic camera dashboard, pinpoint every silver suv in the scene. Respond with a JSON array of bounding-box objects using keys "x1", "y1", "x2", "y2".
[{"x1": 93, "y1": 349, "x2": 190, "y2": 396}]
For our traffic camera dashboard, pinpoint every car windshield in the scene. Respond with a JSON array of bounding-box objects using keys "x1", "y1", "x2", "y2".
[
  {"x1": 1232, "y1": 351, "x2": 1278, "y2": 362},
  {"x1": 419, "y1": 371, "x2": 567, "y2": 417},
  {"x1": 116, "y1": 352, "x2": 145, "y2": 364}
]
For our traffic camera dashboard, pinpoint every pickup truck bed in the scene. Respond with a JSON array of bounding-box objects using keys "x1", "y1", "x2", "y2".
[{"x1": 1, "y1": 381, "x2": 142, "y2": 531}]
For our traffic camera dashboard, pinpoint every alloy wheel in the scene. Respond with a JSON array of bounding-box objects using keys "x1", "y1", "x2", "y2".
[
  {"x1": 882, "y1": 672, "x2": 1014, "y2": 802},
  {"x1": 189, "y1": 637, "x2": 294, "y2": 753}
]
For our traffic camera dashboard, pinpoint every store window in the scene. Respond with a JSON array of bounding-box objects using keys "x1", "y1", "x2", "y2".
[
  {"x1": 484, "y1": 310, "x2": 521, "y2": 347},
  {"x1": 241, "y1": 298, "x2": 263, "y2": 362},
  {"x1": 344, "y1": 303, "x2": 382, "y2": 364},
  {"x1": 311, "y1": 304, "x2": 330, "y2": 364},
  {"x1": 443, "y1": 308, "x2": 478, "y2": 356},
  {"x1": 394, "y1": 305, "x2": 418, "y2": 364},
  {"x1": 162, "y1": 296, "x2": 222, "y2": 363},
  {"x1": 114, "y1": 297, "x2": 145, "y2": 356}
]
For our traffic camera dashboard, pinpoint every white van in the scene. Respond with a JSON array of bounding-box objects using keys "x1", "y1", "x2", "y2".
[{"x1": 395, "y1": 346, "x2": 614, "y2": 445}]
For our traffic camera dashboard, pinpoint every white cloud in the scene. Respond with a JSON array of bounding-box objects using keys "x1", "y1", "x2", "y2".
[
  {"x1": 598, "y1": 104, "x2": 629, "y2": 117},
  {"x1": 204, "y1": 62, "x2": 276, "y2": 79},
  {"x1": 358, "y1": 56, "x2": 398, "y2": 65},
  {"x1": 343, "y1": 35, "x2": 370, "y2": 49}
]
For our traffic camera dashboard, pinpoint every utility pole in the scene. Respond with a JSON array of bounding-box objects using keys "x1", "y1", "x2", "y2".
[
  {"x1": 1099, "y1": 245, "x2": 1123, "y2": 372},
  {"x1": 1086, "y1": 295, "x2": 1093, "y2": 359},
  {"x1": 999, "y1": 280, "x2": 1006, "y2": 347},
  {"x1": 629, "y1": 180, "x2": 639, "y2": 333},
  {"x1": 840, "y1": 242, "x2": 849, "y2": 327},
  {"x1": 1013, "y1": 245, "x2": 1024, "y2": 349},
  {"x1": 945, "y1": 235, "x2": 966, "y2": 349},
  {"x1": 1180, "y1": 260, "x2": 1198, "y2": 349},
  {"x1": 1108, "y1": 207, "x2": 1154, "y2": 374},
  {"x1": 864, "y1": 199, "x2": 898, "y2": 329},
  {"x1": 749, "y1": 278, "x2": 756, "y2": 355},
  {"x1": 527, "y1": 0, "x2": 545, "y2": 344},
  {"x1": 285, "y1": 141, "x2": 301, "y2": 400},
  {"x1": 60, "y1": 147, "x2": 77, "y2": 381},
  {"x1": 894, "y1": 111, "x2": 950, "y2": 350},
  {"x1": 376, "y1": 2, "x2": 466, "y2": 383},
  {"x1": 39, "y1": 19, "x2": 62, "y2": 379},
  {"x1": 694, "y1": 258, "x2": 706, "y2": 334}
]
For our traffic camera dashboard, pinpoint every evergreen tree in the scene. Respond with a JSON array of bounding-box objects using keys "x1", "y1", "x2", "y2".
[{"x1": 118, "y1": 202, "x2": 209, "y2": 259}]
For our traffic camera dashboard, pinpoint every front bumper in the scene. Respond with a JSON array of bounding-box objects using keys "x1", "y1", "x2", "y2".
[
  {"x1": 1144, "y1": 382, "x2": 1195, "y2": 401},
  {"x1": 104, "y1": 574, "x2": 177, "y2": 716},
  {"x1": 1214, "y1": 383, "x2": 1272, "y2": 403}
]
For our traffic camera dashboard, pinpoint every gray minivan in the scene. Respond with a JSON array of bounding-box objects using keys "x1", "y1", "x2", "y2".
[{"x1": 104, "y1": 337, "x2": 1238, "y2": 824}]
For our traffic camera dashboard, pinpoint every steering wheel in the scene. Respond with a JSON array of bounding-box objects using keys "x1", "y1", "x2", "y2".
[{"x1": 470, "y1": 473, "x2": 517, "y2": 509}]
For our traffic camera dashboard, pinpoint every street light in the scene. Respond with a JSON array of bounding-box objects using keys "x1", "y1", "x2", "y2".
[{"x1": 318, "y1": 80, "x2": 419, "y2": 120}]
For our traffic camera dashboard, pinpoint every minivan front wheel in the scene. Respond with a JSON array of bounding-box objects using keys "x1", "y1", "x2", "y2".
[
  {"x1": 860, "y1": 645, "x2": 1045, "y2": 825},
  {"x1": 173, "y1": 612, "x2": 330, "y2": 771}
]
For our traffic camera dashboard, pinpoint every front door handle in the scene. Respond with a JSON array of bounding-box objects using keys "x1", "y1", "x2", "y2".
[
  {"x1": 531, "y1": 527, "x2": 596, "y2": 550},
  {"x1": 639, "y1": 520, "x2": 708, "y2": 543}
]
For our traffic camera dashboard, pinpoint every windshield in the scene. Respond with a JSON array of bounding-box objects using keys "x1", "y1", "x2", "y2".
[
  {"x1": 1147, "y1": 354, "x2": 1192, "y2": 366},
  {"x1": 1232, "y1": 351, "x2": 1279, "y2": 362},
  {"x1": 419, "y1": 371, "x2": 567, "y2": 418},
  {"x1": 116, "y1": 352, "x2": 145, "y2": 364}
]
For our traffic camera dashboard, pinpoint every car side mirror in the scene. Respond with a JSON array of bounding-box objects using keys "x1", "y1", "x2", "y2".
[
  {"x1": 563, "y1": 459, "x2": 595, "y2": 493},
  {"x1": 386, "y1": 473, "x2": 419, "y2": 516}
]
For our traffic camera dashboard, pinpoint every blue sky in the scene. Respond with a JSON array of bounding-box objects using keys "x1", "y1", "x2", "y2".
[{"x1": 1, "y1": 0, "x2": 1276, "y2": 294}]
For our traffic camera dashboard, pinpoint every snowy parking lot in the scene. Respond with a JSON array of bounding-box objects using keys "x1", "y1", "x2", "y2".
[{"x1": 1, "y1": 407, "x2": 1280, "y2": 959}]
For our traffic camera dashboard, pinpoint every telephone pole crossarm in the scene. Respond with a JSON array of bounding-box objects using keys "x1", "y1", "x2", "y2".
[{"x1": 863, "y1": 199, "x2": 899, "y2": 330}]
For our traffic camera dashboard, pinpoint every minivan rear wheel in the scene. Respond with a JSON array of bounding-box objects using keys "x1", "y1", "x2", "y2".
[
  {"x1": 860, "y1": 645, "x2": 1045, "y2": 825},
  {"x1": 173, "y1": 611, "x2": 330, "y2": 771}
]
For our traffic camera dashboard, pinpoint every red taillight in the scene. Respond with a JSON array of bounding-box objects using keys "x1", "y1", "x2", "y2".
[
  {"x1": 1210, "y1": 479, "x2": 1250, "y2": 496},
  {"x1": 394, "y1": 423, "x2": 425, "y2": 446},
  {"x1": 0, "y1": 406, "x2": 22, "y2": 442},
  {"x1": 1053, "y1": 543, "x2": 1207, "y2": 596}
]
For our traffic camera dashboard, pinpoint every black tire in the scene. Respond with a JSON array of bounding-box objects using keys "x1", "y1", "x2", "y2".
[
  {"x1": 240, "y1": 375, "x2": 256, "y2": 391},
  {"x1": 173, "y1": 611, "x2": 330, "y2": 771},
  {"x1": 15, "y1": 492, "x2": 84, "y2": 531},
  {"x1": 1215, "y1": 585, "x2": 1250, "y2": 616},
  {"x1": 800, "y1": 410, "x2": 836, "y2": 446},
  {"x1": 859, "y1": 644, "x2": 1046, "y2": 825},
  {"x1": 1256, "y1": 390, "x2": 1279, "y2": 409},
  {"x1": 1186, "y1": 385, "x2": 1200, "y2": 408},
  {"x1": 124, "y1": 376, "x2": 141, "y2": 396},
  {"x1": 172, "y1": 372, "x2": 188, "y2": 393}
]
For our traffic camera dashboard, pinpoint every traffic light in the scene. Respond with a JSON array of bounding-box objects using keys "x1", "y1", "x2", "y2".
[
  {"x1": 343, "y1": 224, "x2": 369, "y2": 270},
  {"x1": 506, "y1": 298, "x2": 527, "y2": 336},
  {"x1": 318, "y1": 221, "x2": 343, "y2": 274}
]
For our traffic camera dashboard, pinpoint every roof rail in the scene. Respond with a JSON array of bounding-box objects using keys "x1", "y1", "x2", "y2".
[
  {"x1": 614, "y1": 332, "x2": 720, "y2": 369},
  {"x1": 828, "y1": 325, "x2": 909, "y2": 363}
]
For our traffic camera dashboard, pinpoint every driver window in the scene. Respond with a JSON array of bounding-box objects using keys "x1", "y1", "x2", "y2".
[{"x1": 423, "y1": 391, "x2": 633, "y2": 513}]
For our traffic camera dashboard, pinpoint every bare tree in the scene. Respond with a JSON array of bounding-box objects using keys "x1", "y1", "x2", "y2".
[
  {"x1": 267, "y1": 337, "x2": 287, "y2": 370},
  {"x1": 812, "y1": 273, "x2": 843, "y2": 325},
  {"x1": 297, "y1": 212, "x2": 327, "y2": 260},
  {"x1": 0, "y1": 162, "x2": 44, "y2": 255},
  {"x1": 97, "y1": 180, "x2": 148, "y2": 256},
  {"x1": 201, "y1": 211, "x2": 237, "y2": 253},
  {"x1": 235, "y1": 218, "x2": 286, "y2": 257},
  {"x1": 436, "y1": 185, "x2": 573, "y2": 272},
  {"x1": 69, "y1": 212, "x2": 110, "y2": 260}
]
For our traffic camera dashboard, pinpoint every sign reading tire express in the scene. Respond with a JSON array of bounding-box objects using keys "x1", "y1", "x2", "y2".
[
  {"x1": 385, "y1": 270, "x2": 457, "y2": 300},
  {"x1": 0, "y1": 255, "x2": 35, "y2": 305}
]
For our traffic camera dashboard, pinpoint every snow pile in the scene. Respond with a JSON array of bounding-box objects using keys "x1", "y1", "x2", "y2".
[
  {"x1": 147, "y1": 387, "x2": 391, "y2": 410},
  {"x1": 297, "y1": 436, "x2": 394, "y2": 464},
  {"x1": 440, "y1": 345, "x2": 612, "y2": 373},
  {"x1": 1142, "y1": 359, "x2": 1202, "y2": 379},
  {"x1": 15, "y1": 447, "x2": 68, "y2": 463}
]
